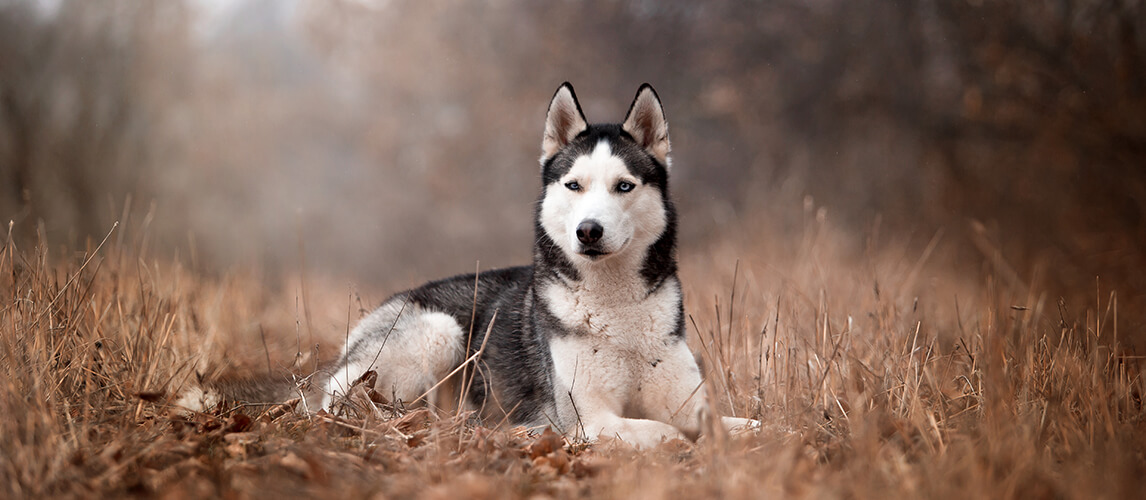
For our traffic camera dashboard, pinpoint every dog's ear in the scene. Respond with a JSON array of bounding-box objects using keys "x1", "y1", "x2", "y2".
[
  {"x1": 622, "y1": 83, "x2": 671, "y2": 167},
  {"x1": 541, "y1": 82, "x2": 588, "y2": 165}
]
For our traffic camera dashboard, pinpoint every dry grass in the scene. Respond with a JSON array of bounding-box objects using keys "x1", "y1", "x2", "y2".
[{"x1": 2, "y1": 213, "x2": 1144, "y2": 499}]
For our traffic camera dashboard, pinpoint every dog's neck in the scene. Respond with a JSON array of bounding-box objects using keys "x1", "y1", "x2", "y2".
[
  {"x1": 535, "y1": 241, "x2": 684, "y2": 341},
  {"x1": 534, "y1": 234, "x2": 678, "y2": 303}
]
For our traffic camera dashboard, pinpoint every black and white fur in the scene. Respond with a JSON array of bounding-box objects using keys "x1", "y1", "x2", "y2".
[
  {"x1": 183, "y1": 83, "x2": 758, "y2": 448},
  {"x1": 316, "y1": 83, "x2": 757, "y2": 448}
]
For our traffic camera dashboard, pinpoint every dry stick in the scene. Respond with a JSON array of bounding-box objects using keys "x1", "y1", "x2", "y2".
[
  {"x1": 1, "y1": 222, "x2": 18, "y2": 321},
  {"x1": 691, "y1": 313, "x2": 717, "y2": 373},
  {"x1": 459, "y1": 356, "x2": 485, "y2": 417},
  {"x1": 136, "y1": 200, "x2": 157, "y2": 260},
  {"x1": 459, "y1": 262, "x2": 481, "y2": 412},
  {"x1": 459, "y1": 304, "x2": 493, "y2": 413},
  {"x1": 413, "y1": 309, "x2": 497, "y2": 405},
  {"x1": 115, "y1": 193, "x2": 132, "y2": 250},
  {"x1": 310, "y1": 343, "x2": 321, "y2": 384},
  {"x1": 295, "y1": 374, "x2": 313, "y2": 417},
  {"x1": 819, "y1": 289, "x2": 827, "y2": 356},
  {"x1": 898, "y1": 321, "x2": 923, "y2": 415},
  {"x1": 1113, "y1": 291, "x2": 1119, "y2": 374},
  {"x1": 296, "y1": 219, "x2": 315, "y2": 350},
  {"x1": 820, "y1": 304, "x2": 829, "y2": 406},
  {"x1": 63, "y1": 254, "x2": 108, "y2": 332},
  {"x1": 2, "y1": 221, "x2": 16, "y2": 302},
  {"x1": 714, "y1": 300, "x2": 724, "y2": 367},
  {"x1": 771, "y1": 294, "x2": 782, "y2": 407},
  {"x1": 1095, "y1": 277, "x2": 1102, "y2": 339},
  {"x1": 129, "y1": 260, "x2": 157, "y2": 365},
  {"x1": 901, "y1": 228, "x2": 944, "y2": 300},
  {"x1": 756, "y1": 320, "x2": 768, "y2": 403},
  {"x1": 2, "y1": 220, "x2": 13, "y2": 266},
  {"x1": 294, "y1": 295, "x2": 303, "y2": 370},
  {"x1": 26, "y1": 221, "x2": 118, "y2": 332},
  {"x1": 326, "y1": 295, "x2": 412, "y2": 411},
  {"x1": 365, "y1": 294, "x2": 411, "y2": 373},
  {"x1": 316, "y1": 412, "x2": 388, "y2": 438},
  {"x1": 689, "y1": 314, "x2": 735, "y2": 413},
  {"x1": 568, "y1": 357, "x2": 586, "y2": 440},
  {"x1": 1100, "y1": 289, "x2": 1116, "y2": 349},
  {"x1": 728, "y1": 260, "x2": 739, "y2": 370},
  {"x1": 139, "y1": 311, "x2": 176, "y2": 394},
  {"x1": 491, "y1": 400, "x2": 524, "y2": 433},
  {"x1": 969, "y1": 220, "x2": 1027, "y2": 292},
  {"x1": 670, "y1": 378, "x2": 707, "y2": 423},
  {"x1": 480, "y1": 380, "x2": 521, "y2": 432},
  {"x1": 344, "y1": 286, "x2": 353, "y2": 395},
  {"x1": 727, "y1": 260, "x2": 739, "y2": 410},
  {"x1": 259, "y1": 325, "x2": 273, "y2": 377},
  {"x1": 807, "y1": 336, "x2": 842, "y2": 414}
]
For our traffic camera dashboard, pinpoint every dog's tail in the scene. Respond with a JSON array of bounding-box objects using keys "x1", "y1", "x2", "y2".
[{"x1": 174, "y1": 370, "x2": 326, "y2": 415}]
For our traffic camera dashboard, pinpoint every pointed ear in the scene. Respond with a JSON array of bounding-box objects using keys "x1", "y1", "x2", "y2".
[
  {"x1": 622, "y1": 83, "x2": 671, "y2": 166},
  {"x1": 541, "y1": 82, "x2": 589, "y2": 165}
]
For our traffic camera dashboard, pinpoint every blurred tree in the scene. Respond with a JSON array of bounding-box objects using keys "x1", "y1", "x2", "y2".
[
  {"x1": 0, "y1": 0, "x2": 193, "y2": 244},
  {"x1": 2, "y1": 0, "x2": 1142, "y2": 315},
  {"x1": 927, "y1": 0, "x2": 1146, "y2": 290},
  {"x1": 296, "y1": 0, "x2": 1145, "y2": 304}
]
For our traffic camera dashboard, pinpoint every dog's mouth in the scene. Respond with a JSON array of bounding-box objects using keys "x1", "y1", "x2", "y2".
[
  {"x1": 576, "y1": 237, "x2": 628, "y2": 261},
  {"x1": 578, "y1": 248, "x2": 610, "y2": 260}
]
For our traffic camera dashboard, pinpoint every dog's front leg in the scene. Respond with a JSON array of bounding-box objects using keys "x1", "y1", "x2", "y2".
[
  {"x1": 636, "y1": 338, "x2": 707, "y2": 438},
  {"x1": 638, "y1": 339, "x2": 762, "y2": 437},
  {"x1": 556, "y1": 378, "x2": 687, "y2": 448},
  {"x1": 550, "y1": 338, "x2": 686, "y2": 449},
  {"x1": 720, "y1": 416, "x2": 762, "y2": 435},
  {"x1": 576, "y1": 411, "x2": 687, "y2": 449}
]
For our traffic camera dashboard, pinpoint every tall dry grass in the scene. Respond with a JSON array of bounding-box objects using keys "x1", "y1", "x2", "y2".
[{"x1": 1, "y1": 212, "x2": 1143, "y2": 498}]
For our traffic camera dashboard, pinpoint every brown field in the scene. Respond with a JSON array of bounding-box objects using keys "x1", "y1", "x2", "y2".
[
  {"x1": 3, "y1": 1, "x2": 1145, "y2": 498},
  {"x1": 3, "y1": 212, "x2": 1143, "y2": 500}
]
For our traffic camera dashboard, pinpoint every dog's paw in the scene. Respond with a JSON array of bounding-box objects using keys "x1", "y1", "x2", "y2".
[
  {"x1": 721, "y1": 416, "x2": 762, "y2": 436},
  {"x1": 173, "y1": 384, "x2": 220, "y2": 414}
]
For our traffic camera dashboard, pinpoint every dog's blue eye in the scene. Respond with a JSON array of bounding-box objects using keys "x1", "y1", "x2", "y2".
[
  {"x1": 565, "y1": 181, "x2": 581, "y2": 191},
  {"x1": 617, "y1": 181, "x2": 635, "y2": 193}
]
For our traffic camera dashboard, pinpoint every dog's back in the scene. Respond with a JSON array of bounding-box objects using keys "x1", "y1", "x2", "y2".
[{"x1": 323, "y1": 266, "x2": 555, "y2": 422}]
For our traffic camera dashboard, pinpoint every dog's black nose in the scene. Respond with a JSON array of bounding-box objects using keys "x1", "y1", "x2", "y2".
[{"x1": 576, "y1": 220, "x2": 604, "y2": 245}]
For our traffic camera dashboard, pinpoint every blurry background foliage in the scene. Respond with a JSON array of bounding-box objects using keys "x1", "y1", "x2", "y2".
[{"x1": 1, "y1": 0, "x2": 1143, "y2": 327}]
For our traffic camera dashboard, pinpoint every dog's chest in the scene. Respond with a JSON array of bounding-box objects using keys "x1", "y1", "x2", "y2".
[
  {"x1": 539, "y1": 276, "x2": 683, "y2": 410},
  {"x1": 540, "y1": 278, "x2": 681, "y2": 343}
]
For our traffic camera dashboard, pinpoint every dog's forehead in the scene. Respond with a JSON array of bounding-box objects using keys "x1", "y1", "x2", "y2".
[
  {"x1": 567, "y1": 140, "x2": 627, "y2": 180},
  {"x1": 541, "y1": 125, "x2": 665, "y2": 186}
]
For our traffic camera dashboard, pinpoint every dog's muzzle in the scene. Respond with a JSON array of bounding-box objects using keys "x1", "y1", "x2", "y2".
[{"x1": 576, "y1": 219, "x2": 606, "y2": 257}]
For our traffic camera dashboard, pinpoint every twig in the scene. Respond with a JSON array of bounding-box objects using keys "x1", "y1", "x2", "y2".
[
  {"x1": 413, "y1": 310, "x2": 497, "y2": 405},
  {"x1": 459, "y1": 262, "x2": 481, "y2": 412},
  {"x1": 568, "y1": 357, "x2": 586, "y2": 439},
  {"x1": 259, "y1": 326, "x2": 272, "y2": 377},
  {"x1": 26, "y1": 221, "x2": 118, "y2": 332}
]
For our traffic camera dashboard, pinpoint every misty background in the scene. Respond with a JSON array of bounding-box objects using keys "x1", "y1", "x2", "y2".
[{"x1": 1, "y1": 0, "x2": 1144, "y2": 327}]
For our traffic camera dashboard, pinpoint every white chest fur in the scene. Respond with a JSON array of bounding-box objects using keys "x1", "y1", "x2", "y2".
[
  {"x1": 541, "y1": 271, "x2": 681, "y2": 343},
  {"x1": 542, "y1": 273, "x2": 688, "y2": 435}
]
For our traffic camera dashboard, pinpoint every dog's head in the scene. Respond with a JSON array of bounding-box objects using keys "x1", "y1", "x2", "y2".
[{"x1": 538, "y1": 83, "x2": 672, "y2": 266}]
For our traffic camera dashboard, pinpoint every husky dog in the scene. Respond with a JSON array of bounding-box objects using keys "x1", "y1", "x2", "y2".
[{"x1": 183, "y1": 83, "x2": 758, "y2": 448}]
